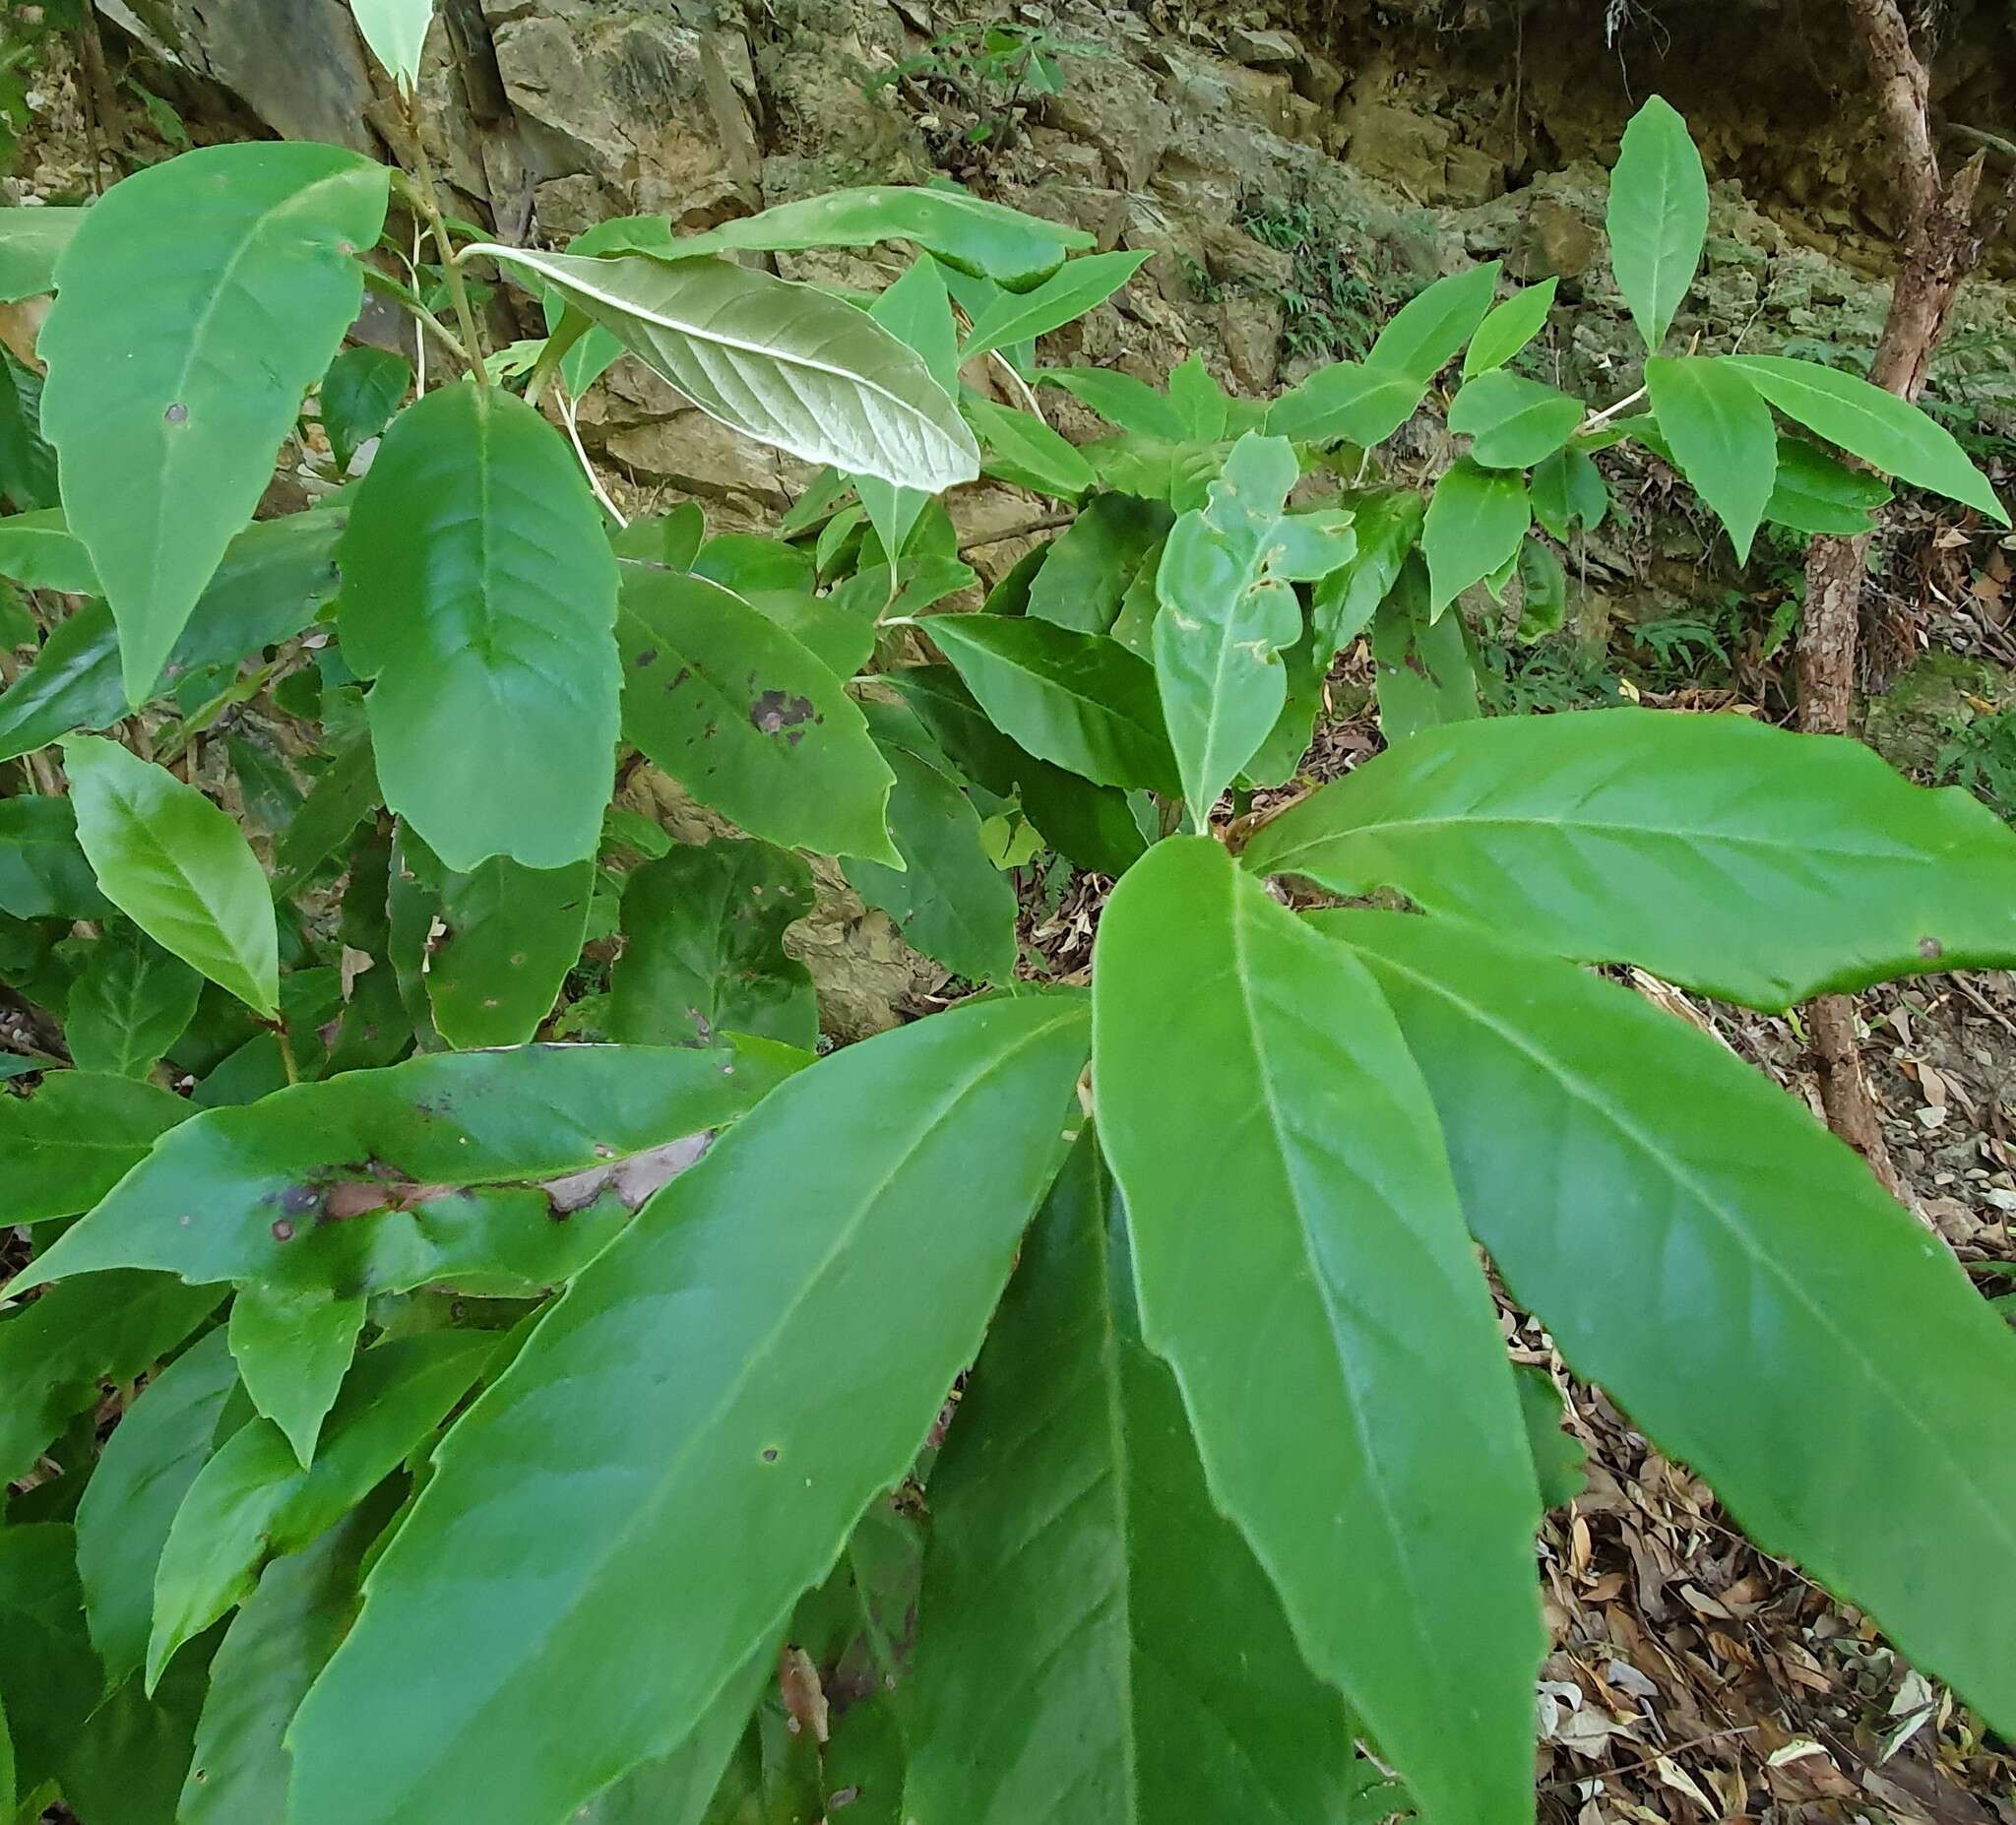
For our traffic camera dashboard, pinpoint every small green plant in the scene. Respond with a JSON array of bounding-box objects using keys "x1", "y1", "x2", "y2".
[
  {"x1": 870, "y1": 16, "x2": 1074, "y2": 160},
  {"x1": 1240, "y1": 192, "x2": 1385, "y2": 362},
  {"x1": 0, "y1": 37, "x2": 2014, "y2": 1825},
  {"x1": 1937, "y1": 705, "x2": 2016, "y2": 819}
]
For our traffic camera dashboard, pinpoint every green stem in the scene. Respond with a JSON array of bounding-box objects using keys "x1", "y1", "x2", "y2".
[
  {"x1": 359, "y1": 265, "x2": 470, "y2": 366},
  {"x1": 402, "y1": 95, "x2": 485, "y2": 367}
]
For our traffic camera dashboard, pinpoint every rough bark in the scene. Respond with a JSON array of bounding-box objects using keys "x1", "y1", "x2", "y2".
[{"x1": 1796, "y1": 0, "x2": 2013, "y2": 1202}]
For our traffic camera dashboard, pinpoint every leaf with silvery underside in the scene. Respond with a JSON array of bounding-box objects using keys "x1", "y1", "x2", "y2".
[
  {"x1": 39, "y1": 143, "x2": 388, "y2": 701},
  {"x1": 475, "y1": 244, "x2": 980, "y2": 494},
  {"x1": 1152, "y1": 431, "x2": 1355, "y2": 822},
  {"x1": 284, "y1": 993, "x2": 1094, "y2": 1825},
  {"x1": 348, "y1": 0, "x2": 437, "y2": 92},
  {"x1": 11, "y1": 1041, "x2": 799, "y2": 1300}
]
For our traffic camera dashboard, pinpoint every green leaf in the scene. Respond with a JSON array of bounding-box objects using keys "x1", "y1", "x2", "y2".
[
  {"x1": 341, "y1": 383, "x2": 621, "y2": 873},
  {"x1": 39, "y1": 144, "x2": 388, "y2": 701},
  {"x1": 1463, "y1": 276, "x2": 1557, "y2": 378},
  {"x1": 665, "y1": 185, "x2": 1091, "y2": 289},
  {"x1": 268, "y1": 729, "x2": 379, "y2": 902},
  {"x1": 0, "y1": 346, "x2": 59, "y2": 513},
  {"x1": 0, "y1": 1524, "x2": 101, "y2": 1799},
  {"x1": 1447, "y1": 369, "x2": 1583, "y2": 469},
  {"x1": 0, "y1": 793, "x2": 108, "y2": 919},
  {"x1": 1530, "y1": 445, "x2": 1608, "y2": 539},
  {"x1": 888, "y1": 664, "x2": 1150, "y2": 877},
  {"x1": 926, "y1": 612, "x2": 1177, "y2": 793},
  {"x1": 478, "y1": 246, "x2": 979, "y2": 493},
  {"x1": 1369, "y1": 556, "x2": 1480, "y2": 742},
  {"x1": 1765, "y1": 436, "x2": 1892, "y2": 535},
  {"x1": 0, "y1": 1689, "x2": 11, "y2": 1821},
  {"x1": 0, "y1": 507, "x2": 98, "y2": 592},
  {"x1": 1244, "y1": 707, "x2": 2016, "y2": 1009},
  {"x1": 618, "y1": 567, "x2": 897, "y2": 864},
  {"x1": 613, "y1": 502, "x2": 706, "y2": 571},
  {"x1": 178, "y1": 1497, "x2": 390, "y2": 1825},
  {"x1": 1367, "y1": 261, "x2": 1502, "y2": 380},
  {"x1": 65, "y1": 735, "x2": 279, "y2": 1015},
  {"x1": 228, "y1": 1282, "x2": 366, "y2": 1466},
  {"x1": 844, "y1": 722, "x2": 1018, "y2": 982},
  {"x1": 967, "y1": 397, "x2": 1096, "y2": 498},
  {"x1": 960, "y1": 249, "x2": 1149, "y2": 359},
  {"x1": 16, "y1": 1040, "x2": 795, "y2": 1297},
  {"x1": 1027, "y1": 492, "x2": 1173, "y2": 634},
  {"x1": 1606, "y1": 96, "x2": 1707, "y2": 353},
  {"x1": 1153, "y1": 433, "x2": 1354, "y2": 821},
  {"x1": 0, "y1": 1272, "x2": 221, "y2": 1485},
  {"x1": 65, "y1": 924, "x2": 201, "y2": 1077},
  {"x1": 1092, "y1": 838, "x2": 1543, "y2": 1825},
  {"x1": 1166, "y1": 351, "x2": 1229, "y2": 443},
  {"x1": 574, "y1": 1652, "x2": 775, "y2": 1825},
  {"x1": 348, "y1": 0, "x2": 435, "y2": 90},
  {"x1": 76, "y1": 1327, "x2": 239, "y2": 1685},
  {"x1": 148, "y1": 1330, "x2": 497, "y2": 1689},
  {"x1": 854, "y1": 256, "x2": 959, "y2": 567},
  {"x1": 0, "y1": 206, "x2": 84, "y2": 301},
  {"x1": 318, "y1": 345, "x2": 410, "y2": 473},
  {"x1": 0, "y1": 506, "x2": 346, "y2": 765},
  {"x1": 906, "y1": 1129, "x2": 1369, "y2": 1821},
  {"x1": 1421, "y1": 457, "x2": 1530, "y2": 617},
  {"x1": 1644, "y1": 355, "x2": 1778, "y2": 561},
  {"x1": 1035, "y1": 368, "x2": 1189, "y2": 442},
  {"x1": 285, "y1": 992, "x2": 1093, "y2": 1825},
  {"x1": 1724, "y1": 353, "x2": 2008, "y2": 523},
  {"x1": 1263, "y1": 360, "x2": 1423, "y2": 446},
  {"x1": 422, "y1": 850, "x2": 594, "y2": 1049},
  {"x1": 1331, "y1": 909, "x2": 2016, "y2": 1735},
  {"x1": 1516, "y1": 536, "x2": 1567, "y2": 639},
  {"x1": 1513, "y1": 1365, "x2": 1589, "y2": 1513},
  {"x1": 610, "y1": 839, "x2": 818, "y2": 1051},
  {"x1": 0, "y1": 1069, "x2": 191, "y2": 1224},
  {"x1": 1311, "y1": 487, "x2": 1424, "y2": 661}
]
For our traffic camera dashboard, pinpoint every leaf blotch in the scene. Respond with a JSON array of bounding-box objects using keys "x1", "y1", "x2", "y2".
[{"x1": 750, "y1": 690, "x2": 817, "y2": 746}]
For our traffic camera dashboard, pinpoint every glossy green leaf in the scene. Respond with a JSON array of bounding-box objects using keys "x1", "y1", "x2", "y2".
[
  {"x1": 1245, "y1": 707, "x2": 2016, "y2": 1009},
  {"x1": 961, "y1": 250, "x2": 1148, "y2": 360},
  {"x1": 1263, "y1": 360, "x2": 1423, "y2": 446},
  {"x1": 1331, "y1": 909, "x2": 2016, "y2": 1734},
  {"x1": 58, "y1": 1603, "x2": 220, "y2": 1825},
  {"x1": 1529, "y1": 444, "x2": 1608, "y2": 539},
  {"x1": 0, "y1": 792, "x2": 107, "y2": 919},
  {"x1": 574, "y1": 1652, "x2": 775, "y2": 1825},
  {"x1": 666, "y1": 185, "x2": 1090, "y2": 289},
  {"x1": 0, "y1": 1524, "x2": 101, "y2": 1799},
  {"x1": 927, "y1": 612, "x2": 1177, "y2": 793},
  {"x1": 1312, "y1": 486, "x2": 1423, "y2": 660},
  {"x1": 1644, "y1": 355, "x2": 1778, "y2": 560},
  {"x1": 888, "y1": 664, "x2": 1149, "y2": 877},
  {"x1": 17, "y1": 1040, "x2": 794, "y2": 1297},
  {"x1": 148, "y1": 1330, "x2": 497, "y2": 1688},
  {"x1": 844, "y1": 723, "x2": 1018, "y2": 982},
  {"x1": 1606, "y1": 96, "x2": 1707, "y2": 353},
  {"x1": 478, "y1": 246, "x2": 979, "y2": 492},
  {"x1": 0, "y1": 206, "x2": 84, "y2": 301},
  {"x1": 618, "y1": 567, "x2": 896, "y2": 864},
  {"x1": 1368, "y1": 260, "x2": 1502, "y2": 380},
  {"x1": 854, "y1": 256, "x2": 959, "y2": 568},
  {"x1": 1369, "y1": 555, "x2": 1479, "y2": 741},
  {"x1": 65, "y1": 924, "x2": 201, "y2": 1078},
  {"x1": 1092, "y1": 838, "x2": 1543, "y2": 1825},
  {"x1": 1421, "y1": 459, "x2": 1530, "y2": 616},
  {"x1": 349, "y1": 0, "x2": 435, "y2": 90},
  {"x1": 1514, "y1": 1366, "x2": 1589, "y2": 1514},
  {"x1": 0, "y1": 1069, "x2": 191, "y2": 1224},
  {"x1": 1463, "y1": 276, "x2": 1557, "y2": 378},
  {"x1": 229, "y1": 1282, "x2": 366, "y2": 1466},
  {"x1": 0, "y1": 506, "x2": 345, "y2": 764},
  {"x1": 341, "y1": 383, "x2": 621, "y2": 873},
  {"x1": 0, "y1": 346, "x2": 58, "y2": 513},
  {"x1": 966, "y1": 396, "x2": 1097, "y2": 498},
  {"x1": 65, "y1": 735, "x2": 280, "y2": 1015},
  {"x1": 0, "y1": 507, "x2": 98, "y2": 592},
  {"x1": 268, "y1": 730, "x2": 379, "y2": 901},
  {"x1": 76, "y1": 1327, "x2": 239, "y2": 1685},
  {"x1": 318, "y1": 345, "x2": 410, "y2": 472},
  {"x1": 1725, "y1": 353, "x2": 2008, "y2": 522},
  {"x1": 1027, "y1": 492, "x2": 1173, "y2": 634},
  {"x1": 285, "y1": 992, "x2": 1094, "y2": 1825},
  {"x1": 906, "y1": 1129, "x2": 1368, "y2": 1822},
  {"x1": 424, "y1": 852, "x2": 594, "y2": 1049},
  {"x1": 1765, "y1": 436, "x2": 1892, "y2": 534},
  {"x1": 611, "y1": 839, "x2": 818, "y2": 1051},
  {"x1": 39, "y1": 143, "x2": 388, "y2": 700},
  {"x1": 1153, "y1": 433, "x2": 1354, "y2": 821},
  {"x1": 1035, "y1": 368, "x2": 1188, "y2": 442},
  {"x1": 178, "y1": 1498, "x2": 390, "y2": 1825},
  {"x1": 0, "y1": 1272, "x2": 220, "y2": 1485},
  {"x1": 1448, "y1": 369, "x2": 1583, "y2": 469}
]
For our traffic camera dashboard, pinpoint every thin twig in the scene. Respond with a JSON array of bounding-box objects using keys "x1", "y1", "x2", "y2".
[
  {"x1": 401, "y1": 96, "x2": 484, "y2": 366},
  {"x1": 958, "y1": 513, "x2": 1073, "y2": 555},
  {"x1": 1583, "y1": 382, "x2": 1649, "y2": 433},
  {"x1": 554, "y1": 380, "x2": 626, "y2": 528}
]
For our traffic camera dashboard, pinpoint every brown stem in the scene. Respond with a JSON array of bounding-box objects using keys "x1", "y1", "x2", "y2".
[{"x1": 400, "y1": 96, "x2": 485, "y2": 368}]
